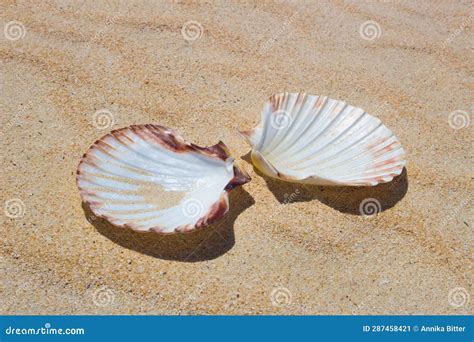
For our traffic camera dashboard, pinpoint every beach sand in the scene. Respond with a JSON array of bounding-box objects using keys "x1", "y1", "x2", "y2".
[{"x1": 1, "y1": 1, "x2": 472, "y2": 314}]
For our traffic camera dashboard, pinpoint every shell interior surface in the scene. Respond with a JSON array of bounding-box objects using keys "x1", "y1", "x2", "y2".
[
  {"x1": 77, "y1": 125, "x2": 250, "y2": 233},
  {"x1": 239, "y1": 93, "x2": 406, "y2": 186}
]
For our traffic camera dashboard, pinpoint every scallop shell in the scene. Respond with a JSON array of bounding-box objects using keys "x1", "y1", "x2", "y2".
[
  {"x1": 239, "y1": 93, "x2": 406, "y2": 186},
  {"x1": 76, "y1": 125, "x2": 250, "y2": 234}
]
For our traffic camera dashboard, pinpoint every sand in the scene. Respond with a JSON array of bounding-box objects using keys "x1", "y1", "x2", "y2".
[{"x1": 0, "y1": 1, "x2": 472, "y2": 315}]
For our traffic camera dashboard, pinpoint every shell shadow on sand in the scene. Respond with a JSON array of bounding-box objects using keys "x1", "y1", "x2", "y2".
[
  {"x1": 82, "y1": 187, "x2": 254, "y2": 262},
  {"x1": 242, "y1": 153, "x2": 408, "y2": 214}
]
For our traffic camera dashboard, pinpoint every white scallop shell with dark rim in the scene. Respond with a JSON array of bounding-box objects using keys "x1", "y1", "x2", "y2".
[
  {"x1": 239, "y1": 93, "x2": 406, "y2": 186},
  {"x1": 76, "y1": 125, "x2": 250, "y2": 234}
]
